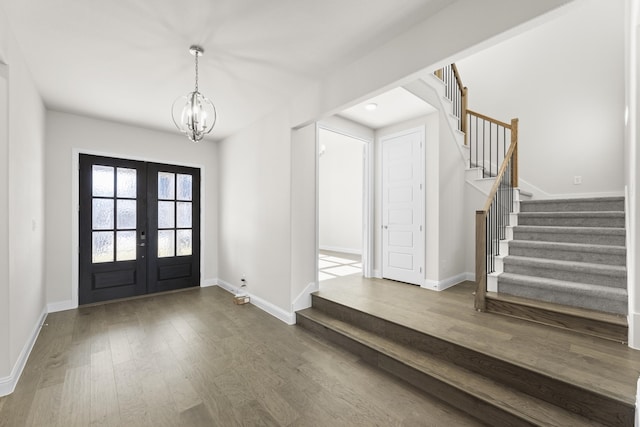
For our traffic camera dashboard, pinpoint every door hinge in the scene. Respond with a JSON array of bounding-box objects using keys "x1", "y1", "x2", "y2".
[
  {"x1": 420, "y1": 267, "x2": 422, "y2": 273},
  {"x1": 420, "y1": 225, "x2": 423, "y2": 231}
]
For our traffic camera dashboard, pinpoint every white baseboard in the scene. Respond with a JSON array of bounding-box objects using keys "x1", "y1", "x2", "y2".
[
  {"x1": 292, "y1": 281, "x2": 319, "y2": 313},
  {"x1": 47, "y1": 299, "x2": 76, "y2": 313},
  {"x1": 319, "y1": 245, "x2": 362, "y2": 255},
  {"x1": 422, "y1": 272, "x2": 474, "y2": 291},
  {"x1": 216, "y1": 279, "x2": 295, "y2": 325},
  {"x1": 200, "y1": 278, "x2": 218, "y2": 288},
  {"x1": 636, "y1": 377, "x2": 640, "y2": 427},
  {"x1": 0, "y1": 306, "x2": 47, "y2": 397}
]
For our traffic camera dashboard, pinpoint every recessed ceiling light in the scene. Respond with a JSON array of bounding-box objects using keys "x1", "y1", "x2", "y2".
[{"x1": 365, "y1": 103, "x2": 378, "y2": 111}]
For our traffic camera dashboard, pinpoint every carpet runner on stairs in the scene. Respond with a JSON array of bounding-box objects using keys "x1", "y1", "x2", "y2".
[{"x1": 498, "y1": 196, "x2": 627, "y2": 316}]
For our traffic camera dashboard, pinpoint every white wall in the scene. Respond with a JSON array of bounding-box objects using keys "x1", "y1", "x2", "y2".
[
  {"x1": 218, "y1": 108, "x2": 293, "y2": 313},
  {"x1": 44, "y1": 111, "x2": 219, "y2": 308},
  {"x1": 0, "y1": 62, "x2": 9, "y2": 390},
  {"x1": 0, "y1": 5, "x2": 47, "y2": 395},
  {"x1": 290, "y1": 123, "x2": 318, "y2": 313},
  {"x1": 319, "y1": 128, "x2": 363, "y2": 254},
  {"x1": 457, "y1": 0, "x2": 625, "y2": 198},
  {"x1": 218, "y1": 0, "x2": 574, "y2": 322},
  {"x1": 625, "y1": 0, "x2": 640, "y2": 348}
]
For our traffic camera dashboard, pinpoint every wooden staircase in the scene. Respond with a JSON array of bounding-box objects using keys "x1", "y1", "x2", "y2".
[{"x1": 296, "y1": 279, "x2": 636, "y2": 427}]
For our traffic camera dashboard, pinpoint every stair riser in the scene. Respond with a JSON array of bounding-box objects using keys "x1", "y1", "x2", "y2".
[
  {"x1": 509, "y1": 246, "x2": 626, "y2": 266},
  {"x1": 484, "y1": 298, "x2": 628, "y2": 343},
  {"x1": 309, "y1": 295, "x2": 629, "y2": 425},
  {"x1": 518, "y1": 216, "x2": 625, "y2": 228},
  {"x1": 499, "y1": 282, "x2": 628, "y2": 316},
  {"x1": 513, "y1": 229, "x2": 625, "y2": 246},
  {"x1": 296, "y1": 313, "x2": 533, "y2": 427},
  {"x1": 503, "y1": 263, "x2": 626, "y2": 289},
  {"x1": 520, "y1": 200, "x2": 624, "y2": 213}
]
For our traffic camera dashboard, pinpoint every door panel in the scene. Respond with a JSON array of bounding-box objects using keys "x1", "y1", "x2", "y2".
[
  {"x1": 147, "y1": 163, "x2": 200, "y2": 294},
  {"x1": 79, "y1": 154, "x2": 200, "y2": 304},
  {"x1": 381, "y1": 130, "x2": 424, "y2": 286},
  {"x1": 79, "y1": 155, "x2": 147, "y2": 304}
]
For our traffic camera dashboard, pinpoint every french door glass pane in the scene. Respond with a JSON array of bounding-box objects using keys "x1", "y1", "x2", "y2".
[
  {"x1": 117, "y1": 168, "x2": 137, "y2": 198},
  {"x1": 116, "y1": 199, "x2": 136, "y2": 229},
  {"x1": 158, "y1": 201, "x2": 175, "y2": 228},
  {"x1": 158, "y1": 172, "x2": 175, "y2": 200},
  {"x1": 177, "y1": 174, "x2": 192, "y2": 201},
  {"x1": 176, "y1": 202, "x2": 192, "y2": 228},
  {"x1": 92, "y1": 165, "x2": 114, "y2": 197},
  {"x1": 92, "y1": 231, "x2": 114, "y2": 263},
  {"x1": 92, "y1": 199, "x2": 114, "y2": 230},
  {"x1": 116, "y1": 231, "x2": 136, "y2": 261},
  {"x1": 176, "y1": 230, "x2": 192, "y2": 256},
  {"x1": 158, "y1": 230, "x2": 175, "y2": 257}
]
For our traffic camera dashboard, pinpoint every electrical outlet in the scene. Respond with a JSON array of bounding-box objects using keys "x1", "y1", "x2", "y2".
[{"x1": 573, "y1": 176, "x2": 582, "y2": 185}]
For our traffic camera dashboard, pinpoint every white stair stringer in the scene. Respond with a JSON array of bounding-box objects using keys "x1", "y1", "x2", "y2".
[{"x1": 487, "y1": 210, "x2": 518, "y2": 293}]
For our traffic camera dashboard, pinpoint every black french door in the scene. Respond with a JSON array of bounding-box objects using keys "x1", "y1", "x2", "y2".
[{"x1": 79, "y1": 154, "x2": 201, "y2": 305}]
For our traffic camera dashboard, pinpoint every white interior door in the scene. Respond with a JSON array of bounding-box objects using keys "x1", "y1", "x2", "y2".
[{"x1": 381, "y1": 128, "x2": 424, "y2": 286}]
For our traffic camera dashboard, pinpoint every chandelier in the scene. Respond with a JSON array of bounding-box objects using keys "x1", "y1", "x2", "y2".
[{"x1": 172, "y1": 45, "x2": 217, "y2": 142}]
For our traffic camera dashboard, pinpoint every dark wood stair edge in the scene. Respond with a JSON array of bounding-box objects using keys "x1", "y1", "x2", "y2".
[
  {"x1": 297, "y1": 311, "x2": 550, "y2": 427},
  {"x1": 484, "y1": 292, "x2": 628, "y2": 343},
  {"x1": 306, "y1": 294, "x2": 634, "y2": 426}
]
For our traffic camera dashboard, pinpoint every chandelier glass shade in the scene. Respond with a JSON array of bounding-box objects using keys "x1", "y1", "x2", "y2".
[{"x1": 172, "y1": 45, "x2": 217, "y2": 142}]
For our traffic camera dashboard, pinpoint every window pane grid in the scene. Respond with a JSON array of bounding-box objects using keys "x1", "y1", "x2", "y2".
[
  {"x1": 92, "y1": 165, "x2": 137, "y2": 264},
  {"x1": 158, "y1": 172, "x2": 193, "y2": 258}
]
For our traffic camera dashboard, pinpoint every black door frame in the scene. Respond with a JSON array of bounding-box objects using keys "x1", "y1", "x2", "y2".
[{"x1": 79, "y1": 154, "x2": 201, "y2": 305}]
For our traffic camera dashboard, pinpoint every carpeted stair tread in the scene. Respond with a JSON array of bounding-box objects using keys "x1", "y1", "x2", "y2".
[
  {"x1": 297, "y1": 307, "x2": 606, "y2": 427},
  {"x1": 520, "y1": 197, "x2": 624, "y2": 213},
  {"x1": 498, "y1": 273, "x2": 627, "y2": 315},
  {"x1": 503, "y1": 256, "x2": 626, "y2": 284},
  {"x1": 512, "y1": 225, "x2": 625, "y2": 245},
  {"x1": 508, "y1": 240, "x2": 626, "y2": 266},
  {"x1": 508, "y1": 240, "x2": 625, "y2": 254},
  {"x1": 517, "y1": 211, "x2": 625, "y2": 228},
  {"x1": 513, "y1": 225, "x2": 625, "y2": 236}
]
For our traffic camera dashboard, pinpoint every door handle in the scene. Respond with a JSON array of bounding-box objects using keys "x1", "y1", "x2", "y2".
[
  {"x1": 383, "y1": 225, "x2": 388, "y2": 229},
  {"x1": 138, "y1": 243, "x2": 146, "y2": 247}
]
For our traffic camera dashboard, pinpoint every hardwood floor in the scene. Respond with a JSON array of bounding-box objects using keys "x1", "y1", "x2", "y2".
[
  {"x1": 0, "y1": 286, "x2": 482, "y2": 427},
  {"x1": 314, "y1": 275, "x2": 640, "y2": 423}
]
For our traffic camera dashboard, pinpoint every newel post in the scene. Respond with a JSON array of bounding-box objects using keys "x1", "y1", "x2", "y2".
[
  {"x1": 475, "y1": 211, "x2": 487, "y2": 311},
  {"x1": 510, "y1": 118, "x2": 519, "y2": 187}
]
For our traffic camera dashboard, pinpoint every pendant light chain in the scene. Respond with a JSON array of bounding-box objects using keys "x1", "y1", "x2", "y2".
[{"x1": 194, "y1": 51, "x2": 199, "y2": 93}]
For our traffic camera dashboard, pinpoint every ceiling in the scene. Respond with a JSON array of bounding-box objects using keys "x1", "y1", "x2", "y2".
[
  {"x1": 0, "y1": 0, "x2": 455, "y2": 141},
  {"x1": 339, "y1": 87, "x2": 437, "y2": 129}
]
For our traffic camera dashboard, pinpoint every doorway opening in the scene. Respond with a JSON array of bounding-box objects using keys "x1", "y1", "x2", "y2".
[
  {"x1": 316, "y1": 86, "x2": 436, "y2": 288},
  {"x1": 318, "y1": 128, "x2": 365, "y2": 282},
  {"x1": 79, "y1": 154, "x2": 201, "y2": 304}
]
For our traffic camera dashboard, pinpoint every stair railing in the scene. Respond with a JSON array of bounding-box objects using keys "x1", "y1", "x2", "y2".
[
  {"x1": 475, "y1": 118, "x2": 518, "y2": 311},
  {"x1": 435, "y1": 64, "x2": 468, "y2": 136},
  {"x1": 467, "y1": 110, "x2": 514, "y2": 178}
]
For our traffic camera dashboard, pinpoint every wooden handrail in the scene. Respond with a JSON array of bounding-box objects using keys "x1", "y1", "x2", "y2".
[
  {"x1": 467, "y1": 109, "x2": 512, "y2": 130},
  {"x1": 475, "y1": 117, "x2": 518, "y2": 311},
  {"x1": 435, "y1": 64, "x2": 469, "y2": 141},
  {"x1": 481, "y1": 119, "x2": 519, "y2": 212},
  {"x1": 451, "y1": 64, "x2": 465, "y2": 93}
]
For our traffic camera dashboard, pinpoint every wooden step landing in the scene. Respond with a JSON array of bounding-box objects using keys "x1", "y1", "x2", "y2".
[
  {"x1": 484, "y1": 292, "x2": 628, "y2": 343},
  {"x1": 297, "y1": 307, "x2": 607, "y2": 427},
  {"x1": 297, "y1": 277, "x2": 640, "y2": 427}
]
